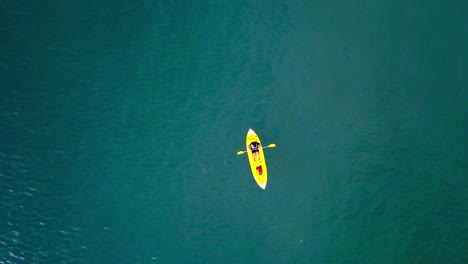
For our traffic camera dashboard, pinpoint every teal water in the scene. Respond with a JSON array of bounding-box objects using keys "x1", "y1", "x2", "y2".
[{"x1": 1, "y1": 1, "x2": 467, "y2": 263}]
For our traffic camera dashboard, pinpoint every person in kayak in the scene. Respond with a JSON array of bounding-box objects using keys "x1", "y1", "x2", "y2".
[{"x1": 248, "y1": 141, "x2": 262, "y2": 161}]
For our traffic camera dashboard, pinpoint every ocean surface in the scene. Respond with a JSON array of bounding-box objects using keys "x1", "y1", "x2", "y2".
[{"x1": 1, "y1": 1, "x2": 467, "y2": 263}]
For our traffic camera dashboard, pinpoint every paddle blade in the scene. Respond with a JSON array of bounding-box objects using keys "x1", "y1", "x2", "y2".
[
  {"x1": 237, "y1": 151, "x2": 245, "y2": 155},
  {"x1": 268, "y1": 143, "x2": 276, "y2": 148}
]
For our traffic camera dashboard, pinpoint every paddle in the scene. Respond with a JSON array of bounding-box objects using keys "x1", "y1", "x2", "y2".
[{"x1": 237, "y1": 144, "x2": 276, "y2": 155}]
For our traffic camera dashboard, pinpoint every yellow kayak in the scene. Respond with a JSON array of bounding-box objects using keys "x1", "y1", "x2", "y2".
[{"x1": 245, "y1": 128, "x2": 268, "y2": 189}]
